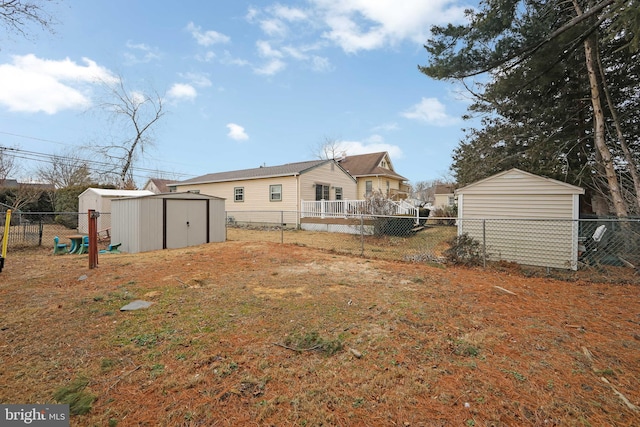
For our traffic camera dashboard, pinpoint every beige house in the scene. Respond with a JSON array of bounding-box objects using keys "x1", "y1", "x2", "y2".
[
  {"x1": 337, "y1": 152, "x2": 410, "y2": 200},
  {"x1": 143, "y1": 178, "x2": 175, "y2": 194},
  {"x1": 456, "y1": 168, "x2": 585, "y2": 270},
  {"x1": 170, "y1": 159, "x2": 357, "y2": 226},
  {"x1": 433, "y1": 183, "x2": 456, "y2": 210}
]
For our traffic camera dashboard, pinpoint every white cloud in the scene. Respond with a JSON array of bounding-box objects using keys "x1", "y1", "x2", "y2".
[
  {"x1": 401, "y1": 97, "x2": 459, "y2": 126},
  {"x1": 330, "y1": 137, "x2": 404, "y2": 159},
  {"x1": 309, "y1": 55, "x2": 332, "y2": 72},
  {"x1": 311, "y1": 0, "x2": 468, "y2": 53},
  {"x1": 243, "y1": 1, "x2": 468, "y2": 75},
  {"x1": 186, "y1": 22, "x2": 230, "y2": 46},
  {"x1": 256, "y1": 40, "x2": 283, "y2": 58},
  {"x1": 180, "y1": 72, "x2": 212, "y2": 88},
  {"x1": 246, "y1": 7, "x2": 259, "y2": 22},
  {"x1": 254, "y1": 59, "x2": 286, "y2": 75},
  {"x1": 372, "y1": 122, "x2": 400, "y2": 132},
  {"x1": 260, "y1": 18, "x2": 287, "y2": 37},
  {"x1": 221, "y1": 51, "x2": 250, "y2": 67},
  {"x1": 271, "y1": 5, "x2": 308, "y2": 21},
  {"x1": 0, "y1": 54, "x2": 116, "y2": 114},
  {"x1": 226, "y1": 123, "x2": 249, "y2": 141},
  {"x1": 124, "y1": 41, "x2": 161, "y2": 64},
  {"x1": 167, "y1": 83, "x2": 197, "y2": 101}
]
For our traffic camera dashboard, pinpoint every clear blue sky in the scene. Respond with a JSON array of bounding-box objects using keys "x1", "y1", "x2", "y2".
[{"x1": 0, "y1": 0, "x2": 478, "y2": 187}]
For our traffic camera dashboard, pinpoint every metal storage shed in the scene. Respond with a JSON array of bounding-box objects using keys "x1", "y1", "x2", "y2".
[
  {"x1": 78, "y1": 188, "x2": 154, "y2": 233},
  {"x1": 456, "y1": 168, "x2": 585, "y2": 270},
  {"x1": 110, "y1": 192, "x2": 226, "y2": 253}
]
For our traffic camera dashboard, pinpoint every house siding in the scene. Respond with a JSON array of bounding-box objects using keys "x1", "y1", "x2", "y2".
[
  {"x1": 356, "y1": 177, "x2": 403, "y2": 199},
  {"x1": 300, "y1": 162, "x2": 357, "y2": 201},
  {"x1": 178, "y1": 175, "x2": 299, "y2": 212},
  {"x1": 456, "y1": 169, "x2": 584, "y2": 270},
  {"x1": 177, "y1": 162, "x2": 357, "y2": 225}
]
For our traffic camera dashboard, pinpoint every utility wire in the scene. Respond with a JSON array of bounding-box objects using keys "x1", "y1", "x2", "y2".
[
  {"x1": 0, "y1": 130, "x2": 204, "y2": 178},
  {"x1": 0, "y1": 145, "x2": 196, "y2": 182}
]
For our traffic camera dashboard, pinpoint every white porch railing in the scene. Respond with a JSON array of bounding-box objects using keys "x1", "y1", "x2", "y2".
[{"x1": 301, "y1": 199, "x2": 418, "y2": 222}]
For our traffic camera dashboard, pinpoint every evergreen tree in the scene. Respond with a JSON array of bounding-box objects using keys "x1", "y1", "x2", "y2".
[{"x1": 421, "y1": 0, "x2": 640, "y2": 216}]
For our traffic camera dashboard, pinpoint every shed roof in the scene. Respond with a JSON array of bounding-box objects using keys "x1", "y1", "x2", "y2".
[
  {"x1": 79, "y1": 188, "x2": 155, "y2": 197},
  {"x1": 456, "y1": 168, "x2": 584, "y2": 195},
  {"x1": 174, "y1": 159, "x2": 354, "y2": 186},
  {"x1": 112, "y1": 192, "x2": 225, "y2": 202}
]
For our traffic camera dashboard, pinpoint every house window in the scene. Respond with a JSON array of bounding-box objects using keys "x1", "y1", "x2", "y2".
[
  {"x1": 365, "y1": 180, "x2": 373, "y2": 196},
  {"x1": 386, "y1": 180, "x2": 390, "y2": 195},
  {"x1": 315, "y1": 184, "x2": 329, "y2": 201},
  {"x1": 234, "y1": 187, "x2": 244, "y2": 202},
  {"x1": 448, "y1": 196, "x2": 455, "y2": 206},
  {"x1": 270, "y1": 184, "x2": 282, "y2": 202},
  {"x1": 188, "y1": 190, "x2": 200, "y2": 194},
  {"x1": 335, "y1": 187, "x2": 343, "y2": 200}
]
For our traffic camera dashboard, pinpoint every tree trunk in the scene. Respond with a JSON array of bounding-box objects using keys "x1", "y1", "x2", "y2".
[
  {"x1": 575, "y1": 0, "x2": 628, "y2": 217},
  {"x1": 596, "y1": 48, "x2": 640, "y2": 212}
]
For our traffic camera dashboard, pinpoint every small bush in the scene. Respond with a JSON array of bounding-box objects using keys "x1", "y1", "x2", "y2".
[
  {"x1": 443, "y1": 233, "x2": 483, "y2": 266},
  {"x1": 374, "y1": 216, "x2": 415, "y2": 237}
]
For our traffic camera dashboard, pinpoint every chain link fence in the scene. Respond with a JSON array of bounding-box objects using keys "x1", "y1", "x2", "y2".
[
  {"x1": 3, "y1": 209, "x2": 638, "y2": 275},
  {"x1": 226, "y1": 211, "x2": 640, "y2": 272},
  {"x1": 0, "y1": 211, "x2": 112, "y2": 249}
]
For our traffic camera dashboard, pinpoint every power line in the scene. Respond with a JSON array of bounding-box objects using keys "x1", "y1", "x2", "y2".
[
  {"x1": 0, "y1": 145, "x2": 195, "y2": 183},
  {"x1": 0, "y1": 130, "x2": 205, "y2": 177}
]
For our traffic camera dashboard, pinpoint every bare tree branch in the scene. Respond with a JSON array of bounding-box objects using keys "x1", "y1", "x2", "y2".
[
  {"x1": 96, "y1": 76, "x2": 166, "y2": 189},
  {"x1": 0, "y1": 0, "x2": 58, "y2": 40}
]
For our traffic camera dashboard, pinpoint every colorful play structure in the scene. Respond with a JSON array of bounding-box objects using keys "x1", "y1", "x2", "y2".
[{"x1": 0, "y1": 209, "x2": 11, "y2": 273}]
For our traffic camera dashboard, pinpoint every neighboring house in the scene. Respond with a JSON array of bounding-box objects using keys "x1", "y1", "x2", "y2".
[
  {"x1": 0, "y1": 179, "x2": 19, "y2": 189},
  {"x1": 337, "y1": 152, "x2": 410, "y2": 200},
  {"x1": 0, "y1": 179, "x2": 55, "y2": 191},
  {"x1": 143, "y1": 178, "x2": 175, "y2": 194},
  {"x1": 433, "y1": 184, "x2": 456, "y2": 210},
  {"x1": 170, "y1": 159, "x2": 358, "y2": 226},
  {"x1": 456, "y1": 168, "x2": 585, "y2": 270}
]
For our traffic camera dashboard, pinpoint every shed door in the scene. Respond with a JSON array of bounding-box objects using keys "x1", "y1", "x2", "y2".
[{"x1": 165, "y1": 200, "x2": 208, "y2": 249}]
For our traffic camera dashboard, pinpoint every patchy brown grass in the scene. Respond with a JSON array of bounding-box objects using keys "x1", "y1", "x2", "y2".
[{"x1": 1, "y1": 233, "x2": 639, "y2": 426}]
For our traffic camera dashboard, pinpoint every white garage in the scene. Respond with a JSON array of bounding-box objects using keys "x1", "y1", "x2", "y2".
[
  {"x1": 456, "y1": 168, "x2": 585, "y2": 270},
  {"x1": 110, "y1": 193, "x2": 226, "y2": 253}
]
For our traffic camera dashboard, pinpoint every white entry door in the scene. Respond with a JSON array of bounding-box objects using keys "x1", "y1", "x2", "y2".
[{"x1": 165, "y1": 200, "x2": 208, "y2": 249}]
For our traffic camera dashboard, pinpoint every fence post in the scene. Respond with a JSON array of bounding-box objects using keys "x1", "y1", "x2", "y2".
[
  {"x1": 281, "y1": 211, "x2": 284, "y2": 244},
  {"x1": 0, "y1": 209, "x2": 11, "y2": 273},
  {"x1": 88, "y1": 210, "x2": 99, "y2": 269},
  {"x1": 360, "y1": 215, "x2": 364, "y2": 256},
  {"x1": 482, "y1": 219, "x2": 486, "y2": 268}
]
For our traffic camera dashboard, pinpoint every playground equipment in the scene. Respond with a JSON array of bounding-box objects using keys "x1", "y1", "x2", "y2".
[{"x1": 0, "y1": 209, "x2": 11, "y2": 273}]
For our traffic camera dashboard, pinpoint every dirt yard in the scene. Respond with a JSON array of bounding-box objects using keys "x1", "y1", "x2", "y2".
[{"x1": 1, "y1": 234, "x2": 639, "y2": 426}]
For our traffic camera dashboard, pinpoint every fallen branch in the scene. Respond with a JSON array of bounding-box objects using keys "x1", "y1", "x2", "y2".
[
  {"x1": 602, "y1": 377, "x2": 640, "y2": 412},
  {"x1": 273, "y1": 342, "x2": 322, "y2": 352},
  {"x1": 107, "y1": 365, "x2": 141, "y2": 393},
  {"x1": 582, "y1": 346, "x2": 639, "y2": 412},
  {"x1": 494, "y1": 285, "x2": 517, "y2": 295}
]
